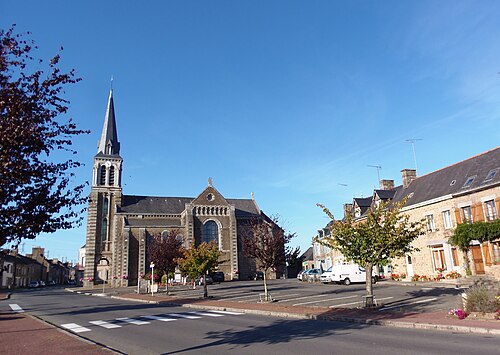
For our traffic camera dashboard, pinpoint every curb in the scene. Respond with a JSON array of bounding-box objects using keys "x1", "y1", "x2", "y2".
[{"x1": 69, "y1": 289, "x2": 500, "y2": 336}]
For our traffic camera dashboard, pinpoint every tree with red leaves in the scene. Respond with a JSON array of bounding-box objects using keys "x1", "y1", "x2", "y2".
[
  {"x1": 0, "y1": 26, "x2": 88, "y2": 250},
  {"x1": 149, "y1": 230, "x2": 184, "y2": 294},
  {"x1": 244, "y1": 216, "x2": 295, "y2": 302}
]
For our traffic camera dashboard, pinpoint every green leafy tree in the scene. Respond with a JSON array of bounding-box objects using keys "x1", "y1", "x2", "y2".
[
  {"x1": 0, "y1": 26, "x2": 88, "y2": 249},
  {"x1": 149, "y1": 230, "x2": 184, "y2": 294},
  {"x1": 316, "y1": 197, "x2": 424, "y2": 305},
  {"x1": 177, "y1": 242, "x2": 221, "y2": 298},
  {"x1": 244, "y1": 216, "x2": 295, "y2": 302}
]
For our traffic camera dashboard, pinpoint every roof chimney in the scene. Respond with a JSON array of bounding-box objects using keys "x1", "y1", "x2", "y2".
[
  {"x1": 343, "y1": 203, "x2": 353, "y2": 218},
  {"x1": 379, "y1": 179, "x2": 395, "y2": 190},
  {"x1": 401, "y1": 169, "x2": 417, "y2": 188}
]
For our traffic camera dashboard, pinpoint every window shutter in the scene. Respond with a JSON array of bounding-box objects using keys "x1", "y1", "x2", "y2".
[
  {"x1": 454, "y1": 208, "x2": 461, "y2": 225},
  {"x1": 473, "y1": 203, "x2": 484, "y2": 222}
]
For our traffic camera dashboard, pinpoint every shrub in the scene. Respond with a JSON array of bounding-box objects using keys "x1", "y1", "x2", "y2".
[
  {"x1": 448, "y1": 308, "x2": 468, "y2": 320},
  {"x1": 445, "y1": 271, "x2": 461, "y2": 279},
  {"x1": 465, "y1": 286, "x2": 497, "y2": 313},
  {"x1": 411, "y1": 274, "x2": 420, "y2": 282}
]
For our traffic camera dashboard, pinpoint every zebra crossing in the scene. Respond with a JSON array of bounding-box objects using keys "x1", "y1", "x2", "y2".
[{"x1": 61, "y1": 310, "x2": 244, "y2": 333}]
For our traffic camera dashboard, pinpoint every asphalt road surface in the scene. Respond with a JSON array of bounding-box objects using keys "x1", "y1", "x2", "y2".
[{"x1": 4, "y1": 287, "x2": 499, "y2": 355}]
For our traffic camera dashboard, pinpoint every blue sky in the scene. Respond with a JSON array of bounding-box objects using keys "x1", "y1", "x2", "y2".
[{"x1": 3, "y1": 1, "x2": 500, "y2": 263}]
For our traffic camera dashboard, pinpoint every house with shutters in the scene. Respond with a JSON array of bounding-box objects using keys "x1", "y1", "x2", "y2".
[
  {"x1": 390, "y1": 148, "x2": 500, "y2": 279},
  {"x1": 314, "y1": 147, "x2": 500, "y2": 280},
  {"x1": 84, "y1": 89, "x2": 276, "y2": 287}
]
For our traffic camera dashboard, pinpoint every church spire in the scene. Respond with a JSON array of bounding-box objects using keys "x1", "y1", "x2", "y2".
[{"x1": 97, "y1": 88, "x2": 120, "y2": 156}]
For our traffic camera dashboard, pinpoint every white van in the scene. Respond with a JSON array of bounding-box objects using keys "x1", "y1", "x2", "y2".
[{"x1": 320, "y1": 263, "x2": 378, "y2": 285}]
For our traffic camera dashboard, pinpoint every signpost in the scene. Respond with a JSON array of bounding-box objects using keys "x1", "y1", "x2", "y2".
[{"x1": 150, "y1": 262, "x2": 155, "y2": 297}]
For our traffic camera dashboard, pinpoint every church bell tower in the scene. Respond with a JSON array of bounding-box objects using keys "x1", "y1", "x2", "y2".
[{"x1": 84, "y1": 88, "x2": 123, "y2": 286}]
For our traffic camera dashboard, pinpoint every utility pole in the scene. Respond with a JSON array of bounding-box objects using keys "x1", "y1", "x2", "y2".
[
  {"x1": 367, "y1": 165, "x2": 382, "y2": 187},
  {"x1": 406, "y1": 138, "x2": 422, "y2": 171}
]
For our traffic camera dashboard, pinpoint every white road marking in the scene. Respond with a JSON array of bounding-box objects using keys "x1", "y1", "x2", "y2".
[
  {"x1": 279, "y1": 294, "x2": 328, "y2": 303},
  {"x1": 9, "y1": 304, "x2": 24, "y2": 313},
  {"x1": 142, "y1": 315, "x2": 177, "y2": 322},
  {"x1": 188, "y1": 311, "x2": 224, "y2": 317},
  {"x1": 207, "y1": 310, "x2": 244, "y2": 315},
  {"x1": 329, "y1": 297, "x2": 394, "y2": 308},
  {"x1": 89, "y1": 320, "x2": 122, "y2": 329},
  {"x1": 379, "y1": 297, "x2": 438, "y2": 311},
  {"x1": 61, "y1": 323, "x2": 91, "y2": 333},
  {"x1": 293, "y1": 295, "x2": 357, "y2": 306},
  {"x1": 168, "y1": 313, "x2": 201, "y2": 319},
  {"x1": 218, "y1": 293, "x2": 275, "y2": 301},
  {"x1": 115, "y1": 317, "x2": 150, "y2": 325}
]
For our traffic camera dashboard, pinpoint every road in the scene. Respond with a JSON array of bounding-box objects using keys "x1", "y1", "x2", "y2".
[{"x1": 4, "y1": 287, "x2": 499, "y2": 355}]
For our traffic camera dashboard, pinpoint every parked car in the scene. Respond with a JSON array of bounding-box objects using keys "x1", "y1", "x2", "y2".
[
  {"x1": 320, "y1": 263, "x2": 378, "y2": 285},
  {"x1": 211, "y1": 272, "x2": 225, "y2": 282},
  {"x1": 304, "y1": 268, "x2": 322, "y2": 282},
  {"x1": 297, "y1": 270, "x2": 304, "y2": 280},
  {"x1": 39, "y1": 280, "x2": 46, "y2": 287},
  {"x1": 198, "y1": 275, "x2": 213, "y2": 285},
  {"x1": 47, "y1": 280, "x2": 57, "y2": 286},
  {"x1": 253, "y1": 271, "x2": 264, "y2": 280},
  {"x1": 28, "y1": 281, "x2": 40, "y2": 288}
]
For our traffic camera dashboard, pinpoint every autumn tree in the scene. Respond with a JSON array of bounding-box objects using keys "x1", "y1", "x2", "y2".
[
  {"x1": 149, "y1": 230, "x2": 184, "y2": 294},
  {"x1": 316, "y1": 197, "x2": 424, "y2": 306},
  {"x1": 244, "y1": 216, "x2": 295, "y2": 302},
  {"x1": 177, "y1": 242, "x2": 221, "y2": 298},
  {"x1": 0, "y1": 26, "x2": 88, "y2": 249}
]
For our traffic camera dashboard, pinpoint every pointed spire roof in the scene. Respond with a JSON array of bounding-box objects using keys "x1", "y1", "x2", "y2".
[{"x1": 97, "y1": 89, "x2": 120, "y2": 156}]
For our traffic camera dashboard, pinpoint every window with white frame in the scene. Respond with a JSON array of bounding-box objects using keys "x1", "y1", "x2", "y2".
[
  {"x1": 461, "y1": 206, "x2": 473, "y2": 223},
  {"x1": 484, "y1": 200, "x2": 498, "y2": 221},
  {"x1": 425, "y1": 214, "x2": 435, "y2": 232},
  {"x1": 442, "y1": 210, "x2": 453, "y2": 229}
]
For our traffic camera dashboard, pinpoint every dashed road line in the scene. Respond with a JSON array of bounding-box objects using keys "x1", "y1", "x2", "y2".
[
  {"x1": 62, "y1": 323, "x2": 91, "y2": 333},
  {"x1": 278, "y1": 294, "x2": 328, "y2": 303},
  {"x1": 329, "y1": 296, "x2": 394, "y2": 308},
  {"x1": 9, "y1": 304, "x2": 24, "y2": 313},
  {"x1": 379, "y1": 297, "x2": 438, "y2": 311},
  {"x1": 89, "y1": 320, "x2": 122, "y2": 329},
  {"x1": 293, "y1": 295, "x2": 357, "y2": 306}
]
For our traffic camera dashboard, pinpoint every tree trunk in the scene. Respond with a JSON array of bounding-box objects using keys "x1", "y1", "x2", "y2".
[
  {"x1": 203, "y1": 274, "x2": 208, "y2": 298},
  {"x1": 263, "y1": 270, "x2": 268, "y2": 301},
  {"x1": 165, "y1": 273, "x2": 169, "y2": 295},
  {"x1": 365, "y1": 263, "x2": 373, "y2": 296}
]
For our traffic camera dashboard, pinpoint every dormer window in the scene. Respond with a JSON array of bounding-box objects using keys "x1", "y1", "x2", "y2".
[
  {"x1": 484, "y1": 169, "x2": 498, "y2": 182},
  {"x1": 462, "y1": 176, "x2": 476, "y2": 189}
]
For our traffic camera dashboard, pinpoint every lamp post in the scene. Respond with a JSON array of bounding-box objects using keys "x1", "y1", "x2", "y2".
[{"x1": 150, "y1": 262, "x2": 155, "y2": 297}]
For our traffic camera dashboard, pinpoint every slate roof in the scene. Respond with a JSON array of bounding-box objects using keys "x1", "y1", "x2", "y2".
[
  {"x1": 119, "y1": 195, "x2": 261, "y2": 218},
  {"x1": 393, "y1": 147, "x2": 500, "y2": 207},
  {"x1": 374, "y1": 189, "x2": 397, "y2": 200},
  {"x1": 97, "y1": 89, "x2": 120, "y2": 156},
  {"x1": 301, "y1": 246, "x2": 314, "y2": 261}
]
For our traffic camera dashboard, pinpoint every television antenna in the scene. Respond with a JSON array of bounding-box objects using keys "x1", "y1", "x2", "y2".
[
  {"x1": 367, "y1": 165, "x2": 382, "y2": 185},
  {"x1": 406, "y1": 138, "x2": 423, "y2": 171}
]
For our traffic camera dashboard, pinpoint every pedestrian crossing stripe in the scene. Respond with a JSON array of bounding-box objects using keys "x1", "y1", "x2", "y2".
[
  {"x1": 141, "y1": 315, "x2": 176, "y2": 322},
  {"x1": 188, "y1": 311, "x2": 224, "y2": 317},
  {"x1": 9, "y1": 304, "x2": 24, "y2": 313},
  {"x1": 61, "y1": 323, "x2": 91, "y2": 333},
  {"x1": 89, "y1": 320, "x2": 121, "y2": 329},
  {"x1": 167, "y1": 313, "x2": 201, "y2": 319},
  {"x1": 115, "y1": 317, "x2": 150, "y2": 325}
]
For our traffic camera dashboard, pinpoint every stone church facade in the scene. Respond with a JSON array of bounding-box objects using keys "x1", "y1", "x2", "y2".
[{"x1": 84, "y1": 90, "x2": 266, "y2": 287}]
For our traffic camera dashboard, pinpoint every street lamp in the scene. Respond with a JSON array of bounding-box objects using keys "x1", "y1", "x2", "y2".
[{"x1": 150, "y1": 262, "x2": 155, "y2": 297}]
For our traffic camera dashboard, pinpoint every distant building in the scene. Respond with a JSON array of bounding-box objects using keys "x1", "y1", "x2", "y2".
[{"x1": 84, "y1": 90, "x2": 279, "y2": 287}]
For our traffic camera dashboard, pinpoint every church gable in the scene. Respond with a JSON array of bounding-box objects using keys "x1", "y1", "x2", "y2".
[{"x1": 192, "y1": 180, "x2": 230, "y2": 207}]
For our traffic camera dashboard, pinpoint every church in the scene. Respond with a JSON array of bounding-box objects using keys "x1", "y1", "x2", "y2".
[{"x1": 83, "y1": 90, "x2": 270, "y2": 287}]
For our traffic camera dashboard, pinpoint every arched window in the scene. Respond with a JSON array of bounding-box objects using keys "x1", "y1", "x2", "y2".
[
  {"x1": 99, "y1": 165, "x2": 107, "y2": 185},
  {"x1": 109, "y1": 166, "x2": 115, "y2": 186},
  {"x1": 103, "y1": 197, "x2": 108, "y2": 215},
  {"x1": 202, "y1": 220, "x2": 218, "y2": 245},
  {"x1": 101, "y1": 218, "x2": 108, "y2": 242}
]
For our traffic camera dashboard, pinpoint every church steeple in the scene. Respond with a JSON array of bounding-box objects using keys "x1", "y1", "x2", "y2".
[{"x1": 97, "y1": 89, "x2": 120, "y2": 156}]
